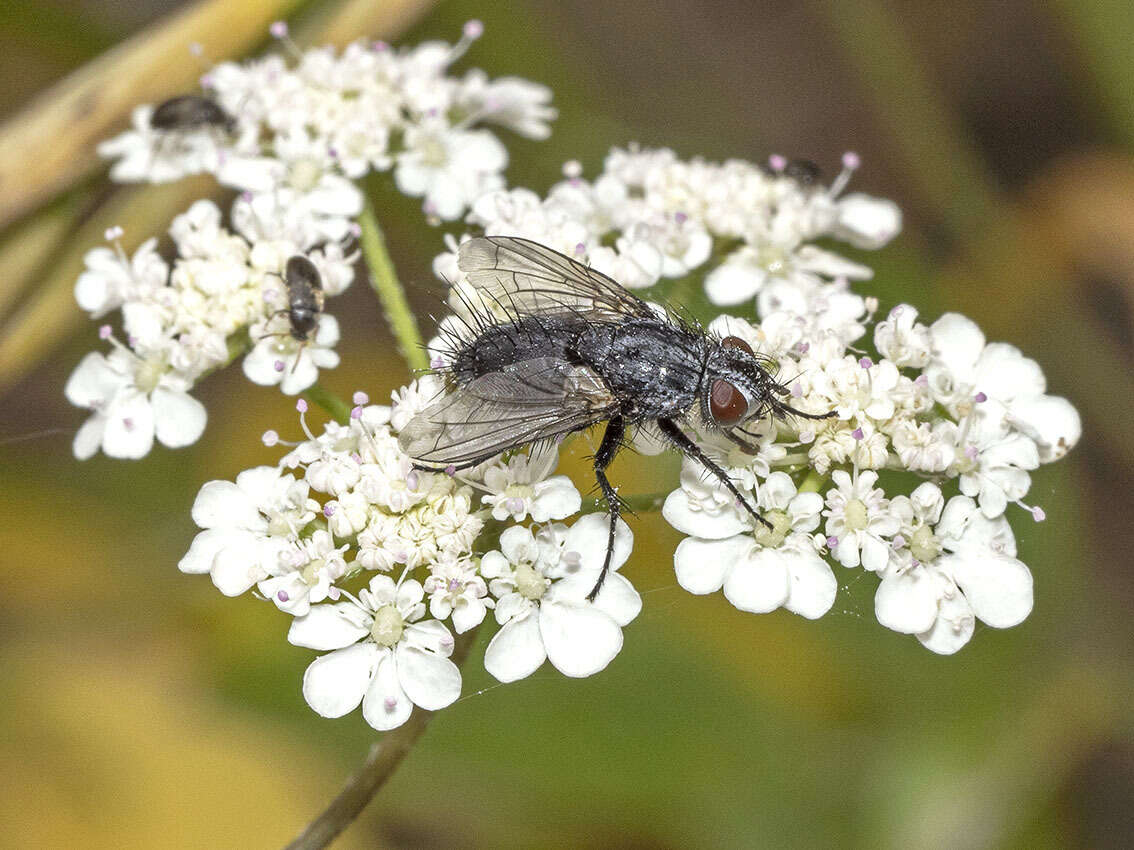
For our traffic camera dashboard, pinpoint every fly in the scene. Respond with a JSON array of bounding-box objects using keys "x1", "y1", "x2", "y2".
[
  {"x1": 150, "y1": 94, "x2": 237, "y2": 135},
  {"x1": 398, "y1": 236, "x2": 834, "y2": 600},
  {"x1": 260, "y1": 255, "x2": 325, "y2": 371}
]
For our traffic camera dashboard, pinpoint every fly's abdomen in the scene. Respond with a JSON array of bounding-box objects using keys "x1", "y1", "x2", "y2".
[{"x1": 452, "y1": 315, "x2": 581, "y2": 384}]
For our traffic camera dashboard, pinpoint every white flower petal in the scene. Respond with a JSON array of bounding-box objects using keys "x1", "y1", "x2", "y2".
[
  {"x1": 704, "y1": 259, "x2": 765, "y2": 306},
  {"x1": 833, "y1": 193, "x2": 902, "y2": 249},
  {"x1": 564, "y1": 513, "x2": 632, "y2": 572},
  {"x1": 177, "y1": 528, "x2": 227, "y2": 574},
  {"x1": 782, "y1": 548, "x2": 838, "y2": 619},
  {"x1": 1008, "y1": 395, "x2": 1081, "y2": 463},
  {"x1": 590, "y1": 572, "x2": 642, "y2": 627},
  {"x1": 288, "y1": 603, "x2": 370, "y2": 650},
  {"x1": 65, "y1": 352, "x2": 124, "y2": 407},
  {"x1": 917, "y1": 592, "x2": 975, "y2": 654},
  {"x1": 395, "y1": 645, "x2": 462, "y2": 711},
  {"x1": 722, "y1": 548, "x2": 791, "y2": 613},
  {"x1": 242, "y1": 342, "x2": 284, "y2": 386},
  {"x1": 151, "y1": 387, "x2": 207, "y2": 448},
  {"x1": 484, "y1": 612, "x2": 546, "y2": 682},
  {"x1": 931, "y1": 312, "x2": 985, "y2": 367},
  {"x1": 302, "y1": 643, "x2": 378, "y2": 718},
  {"x1": 662, "y1": 490, "x2": 747, "y2": 539},
  {"x1": 101, "y1": 390, "x2": 155, "y2": 459},
  {"x1": 540, "y1": 601, "x2": 622, "y2": 678},
  {"x1": 944, "y1": 552, "x2": 1033, "y2": 628},
  {"x1": 362, "y1": 651, "x2": 413, "y2": 730},
  {"x1": 674, "y1": 536, "x2": 745, "y2": 594},
  {"x1": 191, "y1": 480, "x2": 263, "y2": 530},
  {"x1": 73, "y1": 415, "x2": 106, "y2": 460},
  {"x1": 975, "y1": 343, "x2": 1045, "y2": 401},
  {"x1": 875, "y1": 569, "x2": 939, "y2": 634}
]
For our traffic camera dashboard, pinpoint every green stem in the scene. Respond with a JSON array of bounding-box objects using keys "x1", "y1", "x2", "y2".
[
  {"x1": 302, "y1": 382, "x2": 351, "y2": 425},
  {"x1": 358, "y1": 200, "x2": 428, "y2": 373},
  {"x1": 797, "y1": 470, "x2": 829, "y2": 494}
]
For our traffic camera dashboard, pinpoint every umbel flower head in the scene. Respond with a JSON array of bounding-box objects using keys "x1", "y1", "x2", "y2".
[
  {"x1": 71, "y1": 24, "x2": 1081, "y2": 733},
  {"x1": 67, "y1": 23, "x2": 557, "y2": 460}
]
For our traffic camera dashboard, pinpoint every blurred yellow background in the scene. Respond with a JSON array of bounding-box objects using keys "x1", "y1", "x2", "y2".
[{"x1": 1, "y1": 0, "x2": 1131, "y2": 846}]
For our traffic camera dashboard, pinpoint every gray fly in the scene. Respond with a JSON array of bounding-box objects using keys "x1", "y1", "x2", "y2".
[{"x1": 398, "y1": 236, "x2": 833, "y2": 599}]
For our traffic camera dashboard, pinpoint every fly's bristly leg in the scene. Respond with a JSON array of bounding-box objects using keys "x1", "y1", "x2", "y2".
[
  {"x1": 656, "y1": 417, "x2": 773, "y2": 531},
  {"x1": 587, "y1": 415, "x2": 626, "y2": 602}
]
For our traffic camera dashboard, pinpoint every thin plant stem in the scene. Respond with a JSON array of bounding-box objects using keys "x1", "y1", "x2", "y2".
[
  {"x1": 302, "y1": 383, "x2": 352, "y2": 424},
  {"x1": 797, "y1": 469, "x2": 829, "y2": 494},
  {"x1": 283, "y1": 626, "x2": 480, "y2": 850},
  {"x1": 358, "y1": 200, "x2": 429, "y2": 372}
]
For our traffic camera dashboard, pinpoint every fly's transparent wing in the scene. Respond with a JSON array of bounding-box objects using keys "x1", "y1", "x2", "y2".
[
  {"x1": 398, "y1": 357, "x2": 617, "y2": 469},
  {"x1": 456, "y1": 235, "x2": 657, "y2": 322}
]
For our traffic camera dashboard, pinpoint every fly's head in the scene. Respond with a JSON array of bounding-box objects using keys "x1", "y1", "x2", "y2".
[{"x1": 700, "y1": 335, "x2": 834, "y2": 437}]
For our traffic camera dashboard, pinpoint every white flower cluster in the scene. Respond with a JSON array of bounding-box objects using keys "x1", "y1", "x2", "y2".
[
  {"x1": 433, "y1": 146, "x2": 898, "y2": 297},
  {"x1": 64, "y1": 202, "x2": 355, "y2": 459},
  {"x1": 99, "y1": 20, "x2": 554, "y2": 222},
  {"x1": 68, "y1": 23, "x2": 556, "y2": 460},
  {"x1": 436, "y1": 147, "x2": 1081, "y2": 655},
  {"x1": 180, "y1": 393, "x2": 641, "y2": 730}
]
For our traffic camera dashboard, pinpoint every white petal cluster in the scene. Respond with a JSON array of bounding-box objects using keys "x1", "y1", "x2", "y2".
[
  {"x1": 73, "y1": 23, "x2": 555, "y2": 459},
  {"x1": 424, "y1": 143, "x2": 1079, "y2": 657},
  {"x1": 80, "y1": 23, "x2": 1083, "y2": 732},
  {"x1": 653, "y1": 297, "x2": 1076, "y2": 653},
  {"x1": 65, "y1": 202, "x2": 355, "y2": 458},
  {"x1": 100, "y1": 22, "x2": 554, "y2": 223},
  {"x1": 177, "y1": 393, "x2": 639, "y2": 730},
  {"x1": 435, "y1": 147, "x2": 896, "y2": 306}
]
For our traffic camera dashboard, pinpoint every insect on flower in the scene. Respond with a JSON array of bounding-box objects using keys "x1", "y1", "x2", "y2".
[
  {"x1": 258, "y1": 255, "x2": 326, "y2": 372},
  {"x1": 399, "y1": 236, "x2": 835, "y2": 599},
  {"x1": 149, "y1": 94, "x2": 237, "y2": 135}
]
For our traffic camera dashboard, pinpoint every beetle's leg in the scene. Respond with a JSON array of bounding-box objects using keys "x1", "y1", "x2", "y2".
[
  {"x1": 587, "y1": 416, "x2": 626, "y2": 602},
  {"x1": 656, "y1": 417, "x2": 772, "y2": 531}
]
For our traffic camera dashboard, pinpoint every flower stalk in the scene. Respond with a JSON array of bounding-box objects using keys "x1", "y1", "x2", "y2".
[
  {"x1": 284, "y1": 625, "x2": 481, "y2": 850},
  {"x1": 359, "y1": 200, "x2": 429, "y2": 373}
]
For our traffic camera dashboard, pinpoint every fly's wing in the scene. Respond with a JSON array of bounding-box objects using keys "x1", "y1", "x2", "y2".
[
  {"x1": 398, "y1": 357, "x2": 618, "y2": 469},
  {"x1": 457, "y1": 235, "x2": 657, "y2": 323}
]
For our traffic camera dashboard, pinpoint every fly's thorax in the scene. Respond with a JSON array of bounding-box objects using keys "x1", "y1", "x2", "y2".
[{"x1": 576, "y1": 319, "x2": 705, "y2": 420}]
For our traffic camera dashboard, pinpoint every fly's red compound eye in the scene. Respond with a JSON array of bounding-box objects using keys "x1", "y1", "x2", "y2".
[
  {"x1": 710, "y1": 379, "x2": 748, "y2": 426},
  {"x1": 720, "y1": 335, "x2": 753, "y2": 355}
]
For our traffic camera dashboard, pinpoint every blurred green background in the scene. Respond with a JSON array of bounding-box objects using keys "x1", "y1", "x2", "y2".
[{"x1": 1, "y1": 0, "x2": 1132, "y2": 846}]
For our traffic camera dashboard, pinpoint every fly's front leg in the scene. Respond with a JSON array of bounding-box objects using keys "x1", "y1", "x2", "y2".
[
  {"x1": 587, "y1": 416, "x2": 625, "y2": 602},
  {"x1": 656, "y1": 417, "x2": 772, "y2": 531}
]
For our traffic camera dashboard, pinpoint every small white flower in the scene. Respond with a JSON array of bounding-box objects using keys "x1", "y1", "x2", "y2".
[
  {"x1": 243, "y1": 313, "x2": 341, "y2": 395},
  {"x1": 874, "y1": 304, "x2": 931, "y2": 368},
  {"x1": 950, "y1": 403, "x2": 1040, "y2": 518},
  {"x1": 874, "y1": 488, "x2": 1032, "y2": 654},
  {"x1": 395, "y1": 119, "x2": 507, "y2": 220},
  {"x1": 481, "y1": 515, "x2": 641, "y2": 682},
  {"x1": 65, "y1": 347, "x2": 207, "y2": 460},
  {"x1": 259, "y1": 529, "x2": 349, "y2": 616},
  {"x1": 668, "y1": 472, "x2": 836, "y2": 619},
  {"x1": 289, "y1": 576, "x2": 462, "y2": 731},
  {"x1": 75, "y1": 237, "x2": 169, "y2": 317},
  {"x1": 457, "y1": 70, "x2": 557, "y2": 139},
  {"x1": 179, "y1": 466, "x2": 317, "y2": 595},
  {"x1": 423, "y1": 554, "x2": 490, "y2": 633},
  {"x1": 477, "y1": 450, "x2": 581, "y2": 523},
  {"x1": 823, "y1": 469, "x2": 900, "y2": 571}
]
